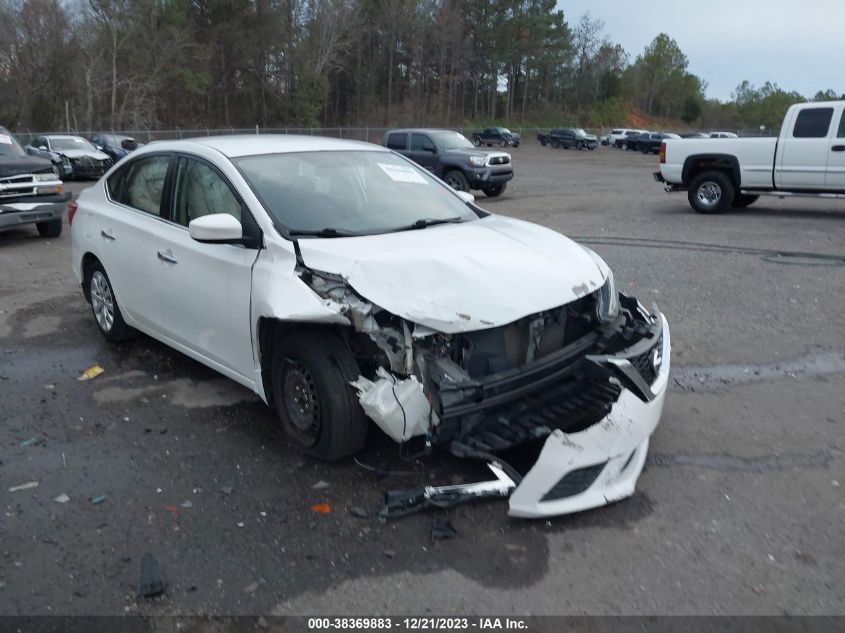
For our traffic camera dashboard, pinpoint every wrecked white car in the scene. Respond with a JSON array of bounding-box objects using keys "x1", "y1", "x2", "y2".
[{"x1": 71, "y1": 135, "x2": 670, "y2": 519}]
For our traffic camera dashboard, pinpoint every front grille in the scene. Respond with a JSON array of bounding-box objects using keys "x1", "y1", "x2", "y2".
[
  {"x1": 489, "y1": 156, "x2": 510, "y2": 165},
  {"x1": 541, "y1": 462, "x2": 606, "y2": 501},
  {"x1": 629, "y1": 333, "x2": 662, "y2": 385}
]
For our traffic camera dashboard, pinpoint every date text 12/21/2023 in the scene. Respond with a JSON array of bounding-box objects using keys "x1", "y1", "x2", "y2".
[{"x1": 307, "y1": 617, "x2": 530, "y2": 630}]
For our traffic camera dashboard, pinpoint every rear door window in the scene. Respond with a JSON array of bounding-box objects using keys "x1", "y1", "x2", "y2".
[
  {"x1": 386, "y1": 133, "x2": 407, "y2": 150},
  {"x1": 117, "y1": 155, "x2": 171, "y2": 216},
  {"x1": 837, "y1": 111, "x2": 845, "y2": 138},
  {"x1": 793, "y1": 108, "x2": 834, "y2": 138}
]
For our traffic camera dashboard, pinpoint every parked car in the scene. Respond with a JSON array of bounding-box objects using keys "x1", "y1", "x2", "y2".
[
  {"x1": 26, "y1": 135, "x2": 112, "y2": 180},
  {"x1": 680, "y1": 133, "x2": 708, "y2": 139},
  {"x1": 708, "y1": 131, "x2": 739, "y2": 138},
  {"x1": 384, "y1": 128, "x2": 512, "y2": 197},
  {"x1": 472, "y1": 127, "x2": 520, "y2": 147},
  {"x1": 614, "y1": 130, "x2": 648, "y2": 151},
  {"x1": 656, "y1": 100, "x2": 845, "y2": 213},
  {"x1": 90, "y1": 133, "x2": 141, "y2": 162},
  {"x1": 538, "y1": 128, "x2": 598, "y2": 150},
  {"x1": 0, "y1": 126, "x2": 69, "y2": 238},
  {"x1": 608, "y1": 128, "x2": 644, "y2": 147},
  {"x1": 71, "y1": 134, "x2": 670, "y2": 519},
  {"x1": 638, "y1": 132, "x2": 681, "y2": 155}
]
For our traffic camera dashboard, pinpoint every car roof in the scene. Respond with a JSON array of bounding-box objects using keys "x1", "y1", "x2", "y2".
[
  {"x1": 387, "y1": 128, "x2": 461, "y2": 135},
  {"x1": 140, "y1": 134, "x2": 386, "y2": 158},
  {"x1": 45, "y1": 134, "x2": 86, "y2": 140}
]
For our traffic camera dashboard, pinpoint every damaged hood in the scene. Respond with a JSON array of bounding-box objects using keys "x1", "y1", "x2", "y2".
[
  {"x1": 297, "y1": 215, "x2": 607, "y2": 333},
  {"x1": 59, "y1": 149, "x2": 110, "y2": 161}
]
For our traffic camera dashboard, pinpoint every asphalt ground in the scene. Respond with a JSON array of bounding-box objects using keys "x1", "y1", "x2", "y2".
[{"x1": 1, "y1": 141, "x2": 843, "y2": 616}]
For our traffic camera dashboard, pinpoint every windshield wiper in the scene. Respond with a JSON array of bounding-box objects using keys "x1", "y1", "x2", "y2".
[
  {"x1": 288, "y1": 227, "x2": 363, "y2": 238},
  {"x1": 396, "y1": 217, "x2": 464, "y2": 232}
]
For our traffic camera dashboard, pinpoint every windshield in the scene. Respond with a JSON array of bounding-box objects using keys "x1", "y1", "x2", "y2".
[
  {"x1": 0, "y1": 131, "x2": 26, "y2": 157},
  {"x1": 574, "y1": 128, "x2": 587, "y2": 136},
  {"x1": 50, "y1": 137, "x2": 95, "y2": 151},
  {"x1": 500, "y1": 128, "x2": 512, "y2": 134},
  {"x1": 431, "y1": 131, "x2": 474, "y2": 151},
  {"x1": 234, "y1": 150, "x2": 478, "y2": 236}
]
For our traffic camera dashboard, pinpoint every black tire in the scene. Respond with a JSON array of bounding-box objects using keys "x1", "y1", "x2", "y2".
[
  {"x1": 539, "y1": 138, "x2": 547, "y2": 146},
  {"x1": 688, "y1": 171, "x2": 735, "y2": 214},
  {"x1": 499, "y1": 139, "x2": 507, "y2": 147},
  {"x1": 472, "y1": 136, "x2": 481, "y2": 147},
  {"x1": 444, "y1": 170, "x2": 470, "y2": 192},
  {"x1": 588, "y1": 145, "x2": 595, "y2": 151},
  {"x1": 482, "y1": 182, "x2": 507, "y2": 197},
  {"x1": 733, "y1": 194, "x2": 759, "y2": 208},
  {"x1": 550, "y1": 140, "x2": 559, "y2": 149},
  {"x1": 36, "y1": 218, "x2": 62, "y2": 238},
  {"x1": 621, "y1": 143, "x2": 628, "y2": 151},
  {"x1": 576, "y1": 141, "x2": 583, "y2": 150},
  {"x1": 271, "y1": 332, "x2": 368, "y2": 461},
  {"x1": 85, "y1": 260, "x2": 136, "y2": 342},
  {"x1": 512, "y1": 141, "x2": 519, "y2": 147}
]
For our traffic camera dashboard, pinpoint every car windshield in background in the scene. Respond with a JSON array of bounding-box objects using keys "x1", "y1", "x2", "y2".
[
  {"x1": 431, "y1": 131, "x2": 474, "y2": 150},
  {"x1": 50, "y1": 137, "x2": 95, "y2": 151},
  {"x1": 574, "y1": 128, "x2": 588, "y2": 136},
  {"x1": 0, "y1": 132, "x2": 26, "y2": 157},
  {"x1": 234, "y1": 150, "x2": 478, "y2": 236}
]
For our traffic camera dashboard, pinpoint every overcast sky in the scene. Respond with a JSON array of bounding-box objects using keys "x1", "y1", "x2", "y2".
[{"x1": 558, "y1": 0, "x2": 845, "y2": 101}]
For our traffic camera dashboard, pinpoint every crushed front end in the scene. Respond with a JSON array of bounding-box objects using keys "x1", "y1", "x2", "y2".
[{"x1": 301, "y1": 266, "x2": 670, "y2": 519}]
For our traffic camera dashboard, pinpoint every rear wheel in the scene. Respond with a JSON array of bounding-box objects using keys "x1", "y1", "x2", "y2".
[
  {"x1": 36, "y1": 219, "x2": 62, "y2": 238},
  {"x1": 85, "y1": 261, "x2": 136, "y2": 342},
  {"x1": 688, "y1": 171, "x2": 735, "y2": 214},
  {"x1": 444, "y1": 170, "x2": 470, "y2": 192},
  {"x1": 482, "y1": 183, "x2": 507, "y2": 197},
  {"x1": 271, "y1": 332, "x2": 368, "y2": 461},
  {"x1": 539, "y1": 138, "x2": 547, "y2": 146},
  {"x1": 576, "y1": 141, "x2": 583, "y2": 150},
  {"x1": 551, "y1": 140, "x2": 559, "y2": 149},
  {"x1": 732, "y1": 194, "x2": 759, "y2": 208}
]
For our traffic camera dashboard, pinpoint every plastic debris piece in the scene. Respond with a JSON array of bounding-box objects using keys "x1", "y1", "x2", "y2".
[
  {"x1": 381, "y1": 548, "x2": 397, "y2": 559},
  {"x1": 54, "y1": 493, "x2": 70, "y2": 504},
  {"x1": 243, "y1": 581, "x2": 259, "y2": 594},
  {"x1": 181, "y1": 500, "x2": 192, "y2": 508},
  {"x1": 220, "y1": 486, "x2": 234, "y2": 495},
  {"x1": 78, "y1": 364, "x2": 105, "y2": 381},
  {"x1": 9, "y1": 481, "x2": 38, "y2": 493},
  {"x1": 138, "y1": 553, "x2": 165, "y2": 598},
  {"x1": 312, "y1": 480, "x2": 330, "y2": 490},
  {"x1": 236, "y1": 522, "x2": 245, "y2": 528},
  {"x1": 310, "y1": 502, "x2": 332, "y2": 514},
  {"x1": 20, "y1": 437, "x2": 38, "y2": 447},
  {"x1": 431, "y1": 517, "x2": 457, "y2": 540},
  {"x1": 90, "y1": 495, "x2": 107, "y2": 505},
  {"x1": 349, "y1": 506, "x2": 369, "y2": 519}
]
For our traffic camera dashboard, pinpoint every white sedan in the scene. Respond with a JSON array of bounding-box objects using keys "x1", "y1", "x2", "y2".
[{"x1": 70, "y1": 135, "x2": 670, "y2": 518}]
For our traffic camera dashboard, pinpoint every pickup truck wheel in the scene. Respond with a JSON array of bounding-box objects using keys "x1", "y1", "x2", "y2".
[
  {"x1": 576, "y1": 141, "x2": 583, "y2": 150},
  {"x1": 86, "y1": 262, "x2": 136, "y2": 342},
  {"x1": 36, "y1": 219, "x2": 62, "y2": 238},
  {"x1": 271, "y1": 333, "x2": 368, "y2": 461},
  {"x1": 550, "y1": 140, "x2": 559, "y2": 149},
  {"x1": 482, "y1": 183, "x2": 507, "y2": 197},
  {"x1": 444, "y1": 170, "x2": 469, "y2": 192},
  {"x1": 733, "y1": 194, "x2": 759, "y2": 208},
  {"x1": 688, "y1": 171, "x2": 735, "y2": 214},
  {"x1": 539, "y1": 138, "x2": 547, "y2": 146},
  {"x1": 472, "y1": 137, "x2": 481, "y2": 147},
  {"x1": 498, "y1": 139, "x2": 507, "y2": 147}
]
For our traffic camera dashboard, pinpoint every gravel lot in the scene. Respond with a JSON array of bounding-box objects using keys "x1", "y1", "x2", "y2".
[{"x1": 1, "y1": 142, "x2": 843, "y2": 616}]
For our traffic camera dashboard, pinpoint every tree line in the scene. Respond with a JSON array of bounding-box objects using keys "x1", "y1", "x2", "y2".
[{"x1": 0, "y1": 0, "x2": 839, "y2": 133}]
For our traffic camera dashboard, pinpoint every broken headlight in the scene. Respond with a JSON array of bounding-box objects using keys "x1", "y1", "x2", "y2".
[{"x1": 595, "y1": 270, "x2": 620, "y2": 323}]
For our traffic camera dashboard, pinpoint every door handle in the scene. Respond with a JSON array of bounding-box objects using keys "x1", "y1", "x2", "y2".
[
  {"x1": 157, "y1": 250, "x2": 178, "y2": 264},
  {"x1": 832, "y1": 145, "x2": 845, "y2": 152},
  {"x1": 100, "y1": 230, "x2": 116, "y2": 241}
]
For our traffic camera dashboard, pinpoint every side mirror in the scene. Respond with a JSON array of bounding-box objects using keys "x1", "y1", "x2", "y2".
[
  {"x1": 189, "y1": 213, "x2": 243, "y2": 243},
  {"x1": 456, "y1": 191, "x2": 475, "y2": 204},
  {"x1": 38, "y1": 146, "x2": 47, "y2": 151}
]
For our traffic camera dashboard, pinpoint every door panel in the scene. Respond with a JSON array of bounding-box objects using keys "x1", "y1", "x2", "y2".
[
  {"x1": 408, "y1": 133, "x2": 437, "y2": 171},
  {"x1": 778, "y1": 106, "x2": 834, "y2": 189},
  {"x1": 156, "y1": 157, "x2": 258, "y2": 380},
  {"x1": 825, "y1": 108, "x2": 845, "y2": 190}
]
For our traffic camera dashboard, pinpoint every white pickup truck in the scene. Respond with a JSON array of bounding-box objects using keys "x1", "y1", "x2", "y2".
[{"x1": 655, "y1": 100, "x2": 845, "y2": 213}]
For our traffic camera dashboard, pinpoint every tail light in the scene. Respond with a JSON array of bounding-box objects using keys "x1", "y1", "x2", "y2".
[
  {"x1": 659, "y1": 142, "x2": 666, "y2": 164},
  {"x1": 68, "y1": 200, "x2": 78, "y2": 226}
]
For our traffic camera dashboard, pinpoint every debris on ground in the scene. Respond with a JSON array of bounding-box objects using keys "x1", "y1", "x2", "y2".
[
  {"x1": 8, "y1": 481, "x2": 39, "y2": 493},
  {"x1": 310, "y1": 502, "x2": 331, "y2": 514},
  {"x1": 381, "y1": 548, "x2": 397, "y2": 559},
  {"x1": 431, "y1": 517, "x2": 457, "y2": 541},
  {"x1": 90, "y1": 495, "x2": 107, "y2": 505},
  {"x1": 181, "y1": 500, "x2": 192, "y2": 508},
  {"x1": 220, "y1": 486, "x2": 234, "y2": 496},
  {"x1": 349, "y1": 506, "x2": 369, "y2": 519},
  {"x1": 78, "y1": 364, "x2": 105, "y2": 381},
  {"x1": 19, "y1": 437, "x2": 38, "y2": 447},
  {"x1": 138, "y1": 553, "x2": 165, "y2": 598},
  {"x1": 312, "y1": 480, "x2": 330, "y2": 490},
  {"x1": 54, "y1": 493, "x2": 70, "y2": 504},
  {"x1": 163, "y1": 504, "x2": 181, "y2": 516},
  {"x1": 243, "y1": 581, "x2": 259, "y2": 594}
]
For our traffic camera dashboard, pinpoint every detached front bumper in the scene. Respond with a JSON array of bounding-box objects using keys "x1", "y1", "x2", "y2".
[
  {"x1": 0, "y1": 193, "x2": 71, "y2": 231},
  {"x1": 508, "y1": 313, "x2": 670, "y2": 517}
]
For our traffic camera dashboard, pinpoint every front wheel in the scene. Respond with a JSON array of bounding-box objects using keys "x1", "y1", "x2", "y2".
[
  {"x1": 36, "y1": 219, "x2": 62, "y2": 238},
  {"x1": 85, "y1": 261, "x2": 136, "y2": 342},
  {"x1": 576, "y1": 142, "x2": 583, "y2": 150},
  {"x1": 688, "y1": 171, "x2": 735, "y2": 214},
  {"x1": 482, "y1": 183, "x2": 507, "y2": 197},
  {"x1": 444, "y1": 170, "x2": 470, "y2": 192},
  {"x1": 472, "y1": 137, "x2": 481, "y2": 147},
  {"x1": 732, "y1": 194, "x2": 759, "y2": 208},
  {"x1": 551, "y1": 140, "x2": 559, "y2": 149},
  {"x1": 539, "y1": 138, "x2": 547, "y2": 146},
  {"x1": 499, "y1": 139, "x2": 507, "y2": 147},
  {"x1": 271, "y1": 332, "x2": 368, "y2": 461}
]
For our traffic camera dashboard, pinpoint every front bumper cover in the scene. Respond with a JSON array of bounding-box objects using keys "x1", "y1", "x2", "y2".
[
  {"x1": 0, "y1": 193, "x2": 71, "y2": 231},
  {"x1": 508, "y1": 312, "x2": 670, "y2": 517}
]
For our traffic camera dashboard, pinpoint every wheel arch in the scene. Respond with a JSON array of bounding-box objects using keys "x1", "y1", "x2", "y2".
[
  {"x1": 682, "y1": 154, "x2": 741, "y2": 188},
  {"x1": 80, "y1": 252, "x2": 101, "y2": 303}
]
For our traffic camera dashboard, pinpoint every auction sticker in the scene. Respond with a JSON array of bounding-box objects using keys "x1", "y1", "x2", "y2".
[{"x1": 378, "y1": 163, "x2": 429, "y2": 185}]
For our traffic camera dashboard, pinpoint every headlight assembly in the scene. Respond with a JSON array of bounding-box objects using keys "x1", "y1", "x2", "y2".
[
  {"x1": 468, "y1": 155, "x2": 487, "y2": 167},
  {"x1": 596, "y1": 270, "x2": 620, "y2": 323},
  {"x1": 34, "y1": 172, "x2": 57, "y2": 182}
]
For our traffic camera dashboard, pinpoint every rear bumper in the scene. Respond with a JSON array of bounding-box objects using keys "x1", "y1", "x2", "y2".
[
  {"x1": 508, "y1": 313, "x2": 670, "y2": 517},
  {"x1": 0, "y1": 193, "x2": 70, "y2": 231}
]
